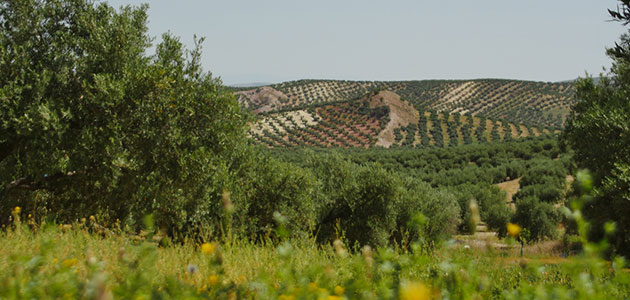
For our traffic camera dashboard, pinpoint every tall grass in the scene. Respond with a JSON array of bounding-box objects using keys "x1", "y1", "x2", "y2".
[{"x1": 1, "y1": 208, "x2": 628, "y2": 299}]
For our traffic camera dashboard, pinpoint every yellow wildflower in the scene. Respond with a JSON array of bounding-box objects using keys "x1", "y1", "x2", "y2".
[
  {"x1": 197, "y1": 284, "x2": 208, "y2": 293},
  {"x1": 334, "y1": 285, "x2": 345, "y2": 295},
  {"x1": 278, "y1": 294, "x2": 295, "y2": 300},
  {"x1": 507, "y1": 223, "x2": 522, "y2": 237},
  {"x1": 327, "y1": 296, "x2": 342, "y2": 300},
  {"x1": 308, "y1": 282, "x2": 318, "y2": 292},
  {"x1": 208, "y1": 274, "x2": 219, "y2": 286},
  {"x1": 62, "y1": 258, "x2": 79, "y2": 268},
  {"x1": 13, "y1": 206, "x2": 21, "y2": 214},
  {"x1": 400, "y1": 281, "x2": 431, "y2": 300},
  {"x1": 237, "y1": 274, "x2": 246, "y2": 284},
  {"x1": 201, "y1": 242, "x2": 215, "y2": 255}
]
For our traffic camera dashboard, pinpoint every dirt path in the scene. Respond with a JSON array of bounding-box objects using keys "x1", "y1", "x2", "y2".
[{"x1": 496, "y1": 177, "x2": 521, "y2": 210}]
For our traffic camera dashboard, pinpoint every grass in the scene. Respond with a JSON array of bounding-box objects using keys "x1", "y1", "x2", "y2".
[{"x1": 1, "y1": 212, "x2": 629, "y2": 299}]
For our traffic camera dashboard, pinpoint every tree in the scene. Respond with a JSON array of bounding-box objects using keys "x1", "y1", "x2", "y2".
[
  {"x1": 564, "y1": 0, "x2": 630, "y2": 255},
  {"x1": 512, "y1": 197, "x2": 560, "y2": 241},
  {"x1": 0, "y1": 0, "x2": 250, "y2": 235}
]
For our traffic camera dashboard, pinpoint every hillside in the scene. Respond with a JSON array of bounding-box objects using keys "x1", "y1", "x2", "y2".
[
  {"x1": 235, "y1": 79, "x2": 575, "y2": 128},
  {"x1": 248, "y1": 90, "x2": 558, "y2": 149}
]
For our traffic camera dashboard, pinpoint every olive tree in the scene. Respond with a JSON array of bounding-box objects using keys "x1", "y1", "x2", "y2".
[
  {"x1": 0, "y1": 0, "x2": 250, "y2": 235},
  {"x1": 564, "y1": 0, "x2": 630, "y2": 255}
]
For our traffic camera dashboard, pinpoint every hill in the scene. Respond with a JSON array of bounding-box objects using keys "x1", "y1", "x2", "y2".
[
  {"x1": 248, "y1": 90, "x2": 558, "y2": 149},
  {"x1": 235, "y1": 79, "x2": 575, "y2": 128}
]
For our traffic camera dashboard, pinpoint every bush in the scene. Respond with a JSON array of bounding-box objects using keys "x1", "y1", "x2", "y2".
[
  {"x1": 452, "y1": 184, "x2": 512, "y2": 234},
  {"x1": 305, "y1": 153, "x2": 402, "y2": 247},
  {"x1": 398, "y1": 179, "x2": 461, "y2": 242},
  {"x1": 239, "y1": 153, "x2": 319, "y2": 238},
  {"x1": 512, "y1": 197, "x2": 560, "y2": 241},
  {"x1": 515, "y1": 183, "x2": 563, "y2": 203}
]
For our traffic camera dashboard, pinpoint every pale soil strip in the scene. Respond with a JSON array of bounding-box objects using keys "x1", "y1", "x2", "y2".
[
  {"x1": 469, "y1": 82, "x2": 520, "y2": 116},
  {"x1": 496, "y1": 177, "x2": 521, "y2": 205},
  {"x1": 519, "y1": 125, "x2": 530, "y2": 137},
  {"x1": 531, "y1": 127, "x2": 541, "y2": 136},
  {"x1": 440, "y1": 115, "x2": 449, "y2": 145},
  {"x1": 372, "y1": 91, "x2": 420, "y2": 148},
  {"x1": 437, "y1": 81, "x2": 476, "y2": 107},
  {"x1": 485, "y1": 119, "x2": 494, "y2": 140},
  {"x1": 412, "y1": 130, "x2": 422, "y2": 147},
  {"x1": 250, "y1": 110, "x2": 319, "y2": 136},
  {"x1": 508, "y1": 123, "x2": 518, "y2": 138}
]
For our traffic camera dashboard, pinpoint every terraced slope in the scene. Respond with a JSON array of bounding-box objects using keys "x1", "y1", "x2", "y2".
[
  {"x1": 235, "y1": 79, "x2": 574, "y2": 128},
  {"x1": 249, "y1": 101, "x2": 387, "y2": 148},
  {"x1": 393, "y1": 111, "x2": 558, "y2": 148},
  {"x1": 249, "y1": 91, "x2": 557, "y2": 149}
]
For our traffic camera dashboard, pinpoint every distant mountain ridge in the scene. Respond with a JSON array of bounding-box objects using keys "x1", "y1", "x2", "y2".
[
  {"x1": 228, "y1": 82, "x2": 273, "y2": 88},
  {"x1": 558, "y1": 77, "x2": 601, "y2": 84}
]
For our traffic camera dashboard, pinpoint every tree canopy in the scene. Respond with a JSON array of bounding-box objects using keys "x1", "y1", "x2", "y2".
[
  {"x1": 0, "y1": 0, "x2": 250, "y2": 233},
  {"x1": 564, "y1": 0, "x2": 630, "y2": 256}
]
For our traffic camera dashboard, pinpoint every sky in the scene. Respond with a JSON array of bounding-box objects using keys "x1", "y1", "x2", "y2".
[{"x1": 106, "y1": 0, "x2": 627, "y2": 85}]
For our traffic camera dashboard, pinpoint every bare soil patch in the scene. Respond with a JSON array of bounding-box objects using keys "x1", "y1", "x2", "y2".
[{"x1": 367, "y1": 91, "x2": 420, "y2": 148}]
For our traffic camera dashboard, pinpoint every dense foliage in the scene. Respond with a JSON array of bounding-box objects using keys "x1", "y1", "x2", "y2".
[
  {"x1": 272, "y1": 137, "x2": 571, "y2": 241},
  {"x1": 0, "y1": 0, "x2": 254, "y2": 236},
  {"x1": 564, "y1": 0, "x2": 630, "y2": 256}
]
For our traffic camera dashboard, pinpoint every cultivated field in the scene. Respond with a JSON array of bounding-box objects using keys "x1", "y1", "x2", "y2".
[
  {"x1": 235, "y1": 79, "x2": 573, "y2": 128},
  {"x1": 249, "y1": 91, "x2": 558, "y2": 149}
]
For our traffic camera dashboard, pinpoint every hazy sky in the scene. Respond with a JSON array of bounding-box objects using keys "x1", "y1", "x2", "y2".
[{"x1": 106, "y1": 0, "x2": 626, "y2": 85}]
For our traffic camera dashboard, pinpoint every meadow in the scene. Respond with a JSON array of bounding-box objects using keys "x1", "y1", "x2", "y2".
[{"x1": 2, "y1": 189, "x2": 629, "y2": 299}]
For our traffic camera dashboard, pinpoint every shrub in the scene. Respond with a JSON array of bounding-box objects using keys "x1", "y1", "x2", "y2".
[
  {"x1": 397, "y1": 179, "x2": 461, "y2": 242},
  {"x1": 512, "y1": 197, "x2": 560, "y2": 241},
  {"x1": 240, "y1": 154, "x2": 319, "y2": 238},
  {"x1": 305, "y1": 153, "x2": 401, "y2": 247},
  {"x1": 452, "y1": 184, "x2": 512, "y2": 234},
  {"x1": 515, "y1": 183, "x2": 563, "y2": 203}
]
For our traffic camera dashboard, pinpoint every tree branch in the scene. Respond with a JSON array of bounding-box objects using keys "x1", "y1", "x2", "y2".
[
  {"x1": 609, "y1": 1, "x2": 630, "y2": 24},
  {"x1": 3, "y1": 171, "x2": 78, "y2": 193}
]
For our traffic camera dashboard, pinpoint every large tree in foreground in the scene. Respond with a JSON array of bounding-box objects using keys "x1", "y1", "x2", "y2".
[
  {"x1": 564, "y1": 0, "x2": 630, "y2": 256},
  {"x1": 0, "y1": 0, "x2": 250, "y2": 234}
]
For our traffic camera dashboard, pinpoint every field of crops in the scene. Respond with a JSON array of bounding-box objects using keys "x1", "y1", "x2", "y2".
[
  {"x1": 249, "y1": 101, "x2": 557, "y2": 149},
  {"x1": 249, "y1": 102, "x2": 386, "y2": 148},
  {"x1": 235, "y1": 79, "x2": 574, "y2": 128}
]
